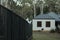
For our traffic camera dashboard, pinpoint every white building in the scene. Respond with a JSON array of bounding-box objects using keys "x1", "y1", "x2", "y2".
[{"x1": 32, "y1": 12, "x2": 60, "y2": 31}]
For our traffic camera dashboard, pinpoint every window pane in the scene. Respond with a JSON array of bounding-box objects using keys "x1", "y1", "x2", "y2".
[
  {"x1": 46, "y1": 21, "x2": 50, "y2": 27},
  {"x1": 37, "y1": 21, "x2": 42, "y2": 27}
]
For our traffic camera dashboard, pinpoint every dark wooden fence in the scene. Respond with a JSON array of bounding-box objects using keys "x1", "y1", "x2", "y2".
[{"x1": 0, "y1": 5, "x2": 32, "y2": 40}]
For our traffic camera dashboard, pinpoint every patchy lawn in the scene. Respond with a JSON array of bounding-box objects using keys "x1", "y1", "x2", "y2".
[{"x1": 32, "y1": 32, "x2": 60, "y2": 40}]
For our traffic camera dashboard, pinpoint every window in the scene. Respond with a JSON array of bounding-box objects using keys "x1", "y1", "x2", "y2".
[
  {"x1": 46, "y1": 21, "x2": 50, "y2": 27},
  {"x1": 37, "y1": 21, "x2": 42, "y2": 27}
]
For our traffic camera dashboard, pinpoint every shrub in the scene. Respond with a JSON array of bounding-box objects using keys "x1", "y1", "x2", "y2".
[
  {"x1": 55, "y1": 29, "x2": 60, "y2": 33},
  {"x1": 50, "y1": 29, "x2": 55, "y2": 33},
  {"x1": 38, "y1": 30, "x2": 41, "y2": 32}
]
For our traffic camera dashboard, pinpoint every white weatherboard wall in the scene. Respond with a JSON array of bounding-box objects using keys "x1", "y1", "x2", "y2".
[{"x1": 32, "y1": 19, "x2": 56, "y2": 31}]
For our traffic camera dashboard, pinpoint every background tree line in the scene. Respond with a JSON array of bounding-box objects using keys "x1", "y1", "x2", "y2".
[{"x1": 1, "y1": 0, "x2": 60, "y2": 20}]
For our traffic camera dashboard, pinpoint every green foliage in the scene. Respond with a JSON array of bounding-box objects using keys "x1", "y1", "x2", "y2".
[
  {"x1": 21, "y1": 5, "x2": 33, "y2": 19},
  {"x1": 7, "y1": 0, "x2": 33, "y2": 20},
  {"x1": 3, "y1": 0, "x2": 60, "y2": 20},
  {"x1": 22, "y1": 0, "x2": 32, "y2": 4},
  {"x1": 50, "y1": 29, "x2": 55, "y2": 33}
]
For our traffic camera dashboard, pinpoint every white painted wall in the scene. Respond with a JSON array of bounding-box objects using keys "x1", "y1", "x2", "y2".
[{"x1": 32, "y1": 19, "x2": 56, "y2": 31}]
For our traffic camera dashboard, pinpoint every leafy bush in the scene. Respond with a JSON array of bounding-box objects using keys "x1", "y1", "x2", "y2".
[
  {"x1": 55, "y1": 29, "x2": 60, "y2": 33},
  {"x1": 38, "y1": 30, "x2": 41, "y2": 32},
  {"x1": 50, "y1": 29, "x2": 55, "y2": 33}
]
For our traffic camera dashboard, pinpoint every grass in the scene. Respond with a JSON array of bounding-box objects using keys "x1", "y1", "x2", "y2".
[{"x1": 32, "y1": 32, "x2": 60, "y2": 40}]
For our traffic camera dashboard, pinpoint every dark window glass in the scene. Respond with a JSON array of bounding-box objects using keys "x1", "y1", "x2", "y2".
[
  {"x1": 37, "y1": 21, "x2": 42, "y2": 27},
  {"x1": 46, "y1": 21, "x2": 50, "y2": 27}
]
